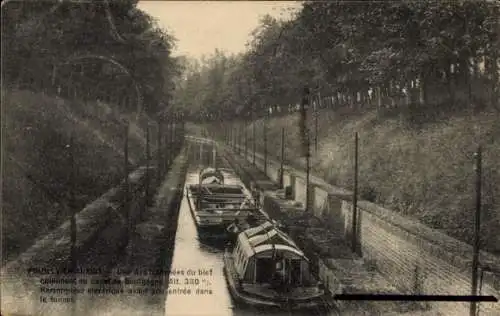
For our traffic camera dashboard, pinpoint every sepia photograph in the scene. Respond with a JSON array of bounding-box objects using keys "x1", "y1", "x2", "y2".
[{"x1": 1, "y1": 1, "x2": 499, "y2": 315}]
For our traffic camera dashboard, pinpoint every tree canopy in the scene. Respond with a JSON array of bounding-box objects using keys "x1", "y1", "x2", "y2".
[
  {"x1": 2, "y1": 0, "x2": 180, "y2": 116},
  {"x1": 174, "y1": 0, "x2": 499, "y2": 122}
]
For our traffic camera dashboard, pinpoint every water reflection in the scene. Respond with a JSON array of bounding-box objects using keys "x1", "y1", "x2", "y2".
[
  {"x1": 164, "y1": 167, "x2": 235, "y2": 316},
  {"x1": 164, "y1": 167, "x2": 316, "y2": 316}
]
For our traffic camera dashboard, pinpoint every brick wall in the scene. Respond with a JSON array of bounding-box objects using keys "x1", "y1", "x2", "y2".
[
  {"x1": 338, "y1": 200, "x2": 500, "y2": 316},
  {"x1": 232, "y1": 144, "x2": 500, "y2": 316}
]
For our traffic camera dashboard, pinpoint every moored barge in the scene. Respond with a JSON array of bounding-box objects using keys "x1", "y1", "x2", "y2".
[
  {"x1": 185, "y1": 167, "x2": 264, "y2": 238},
  {"x1": 223, "y1": 221, "x2": 327, "y2": 310}
]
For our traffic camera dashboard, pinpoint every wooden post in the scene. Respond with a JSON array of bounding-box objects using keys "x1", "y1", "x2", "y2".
[
  {"x1": 300, "y1": 86, "x2": 311, "y2": 213},
  {"x1": 253, "y1": 111, "x2": 256, "y2": 166},
  {"x1": 172, "y1": 120, "x2": 175, "y2": 154},
  {"x1": 264, "y1": 111, "x2": 268, "y2": 175},
  {"x1": 280, "y1": 127, "x2": 285, "y2": 188},
  {"x1": 230, "y1": 126, "x2": 233, "y2": 148},
  {"x1": 245, "y1": 121, "x2": 248, "y2": 160},
  {"x1": 232, "y1": 125, "x2": 235, "y2": 151},
  {"x1": 68, "y1": 132, "x2": 77, "y2": 272},
  {"x1": 212, "y1": 143, "x2": 217, "y2": 169},
  {"x1": 169, "y1": 119, "x2": 173, "y2": 163},
  {"x1": 199, "y1": 142, "x2": 203, "y2": 166},
  {"x1": 232, "y1": 126, "x2": 235, "y2": 151},
  {"x1": 306, "y1": 133, "x2": 311, "y2": 213},
  {"x1": 66, "y1": 129, "x2": 77, "y2": 315},
  {"x1": 124, "y1": 123, "x2": 130, "y2": 244},
  {"x1": 164, "y1": 121, "x2": 169, "y2": 173},
  {"x1": 352, "y1": 132, "x2": 359, "y2": 254},
  {"x1": 238, "y1": 124, "x2": 242, "y2": 155},
  {"x1": 315, "y1": 93, "x2": 319, "y2": 153},
  {"x1": 170, "y1": 119, "x2": 175, "y2": 165},
  {"x1": 157, "y1": 119, "x2": 163, "y2": 182},
  {"x1": 181, "y1": 112, "x2": 185, "y2": 147},
  {"x1": 164, "y1": 121, "x2": 169, "y2": 170},
  {"x1": 177, "y1": 113, "x2": 181, "y2": 148},
  {"x1": 470, "y1": 146, "x2": 482, "y2": 316},
  {"x1": 197, "y1": 169, "x2": 203, "y2": 213},
  {"x1": 144, "y1": 126, "x2": 150, "y2": 213},
  {"x1": 237, "y1": 123, "x2": 240, "y2": 154}
]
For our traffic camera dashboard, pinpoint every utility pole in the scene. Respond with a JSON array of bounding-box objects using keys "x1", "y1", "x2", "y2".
[
  {"x1": 68, "y1": 131, "x2": 77, "y2": 316},
  {"x1": 300, "y1": 86, "x2": 311, "y2": 213},
  {"x1": 306, "y1": 135, "x2": 311, "y2": 213},
  {"x1": 164, "y1": 118, "x2": 169, "y2": 173},
  {"x1": 239, "y1": 123, "x2": 243, "y2": 155},
  {"x1": 144, "y1": 126, "x2": 150, "y2": 214},
  {"x1": 68, "y1": 131, "x2": 78, "y2": 316},
  {"x1": 170, "y1": 117, "x2": 175, "y2": 164},
  {"x1": 213, "y1": 145, "x2": 217, "y2": 169},
  {"x1": 199, "y1": 141, "x2": 203, "y2": 166},
  {"x1": 280, "y1": 127, "x2": 285, "y2": 188},
  {"x1": 157, "y1": 119, "x2": 163, "y2": 183},
  {"x1": 69, "y1": 132, "x2": 77, "y2": 273},
  {"x1": 252, "y1": 106, "x2": 256, "y2": 166},
  {"x1": 264, "y1": 109, "x2": 268, "y2": 175},
  {"x1": 245, "y1": 119, "x2": 248, "y2": 160},
  {"x1": 124, "y1": 123, "x2": 130, "y2": 251},
  {"x1": 232, "y1": 125, "x2": 235, "y2": 151},
  {"x1": 470, "y1": 146, "x2": 482, "y2": 316},
  {"x1": 237, "y1": 124, "x2": 240, "y2": 155},
  {"x1": 315, "y1": 93, "x2": 319, "y2": 153},
  {"x1": 233, "y1": 125, "x2": 236, "y2": 152},
  {"x1": 352, "y1": 132, "x2": 359, "y2": 254}
]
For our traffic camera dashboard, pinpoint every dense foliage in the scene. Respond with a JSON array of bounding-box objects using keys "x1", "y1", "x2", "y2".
[
  {"x1": 2, "y1": 0, "x2": 180, "y2": 116},
  {"x1": 2, "y1": 0, "x2": 178, "y2": 261},
  {"x1": 174, "y1": 1, "x2": 500, "y2": 254},
  {"x1": 175, "y1": 0, "x2": 499, "y2": 122}
]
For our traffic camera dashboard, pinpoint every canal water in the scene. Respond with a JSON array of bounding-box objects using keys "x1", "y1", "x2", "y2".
[{"x1": 164, "y1": 166, "x2": 330, "y2": 316}]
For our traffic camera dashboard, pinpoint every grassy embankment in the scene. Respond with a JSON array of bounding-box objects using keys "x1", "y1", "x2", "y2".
[
  {"x1": 217, "y1": 106, "x2": 500, "y2": 255},
  {"x1": 2, "y1": 89, "x2": 159, "y2": 264}
]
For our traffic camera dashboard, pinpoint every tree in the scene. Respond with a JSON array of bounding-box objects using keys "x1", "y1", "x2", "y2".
[
  {"x1": 1, "y1": 0, "x2": 180, "y2": 116},
  {"x1": 172, "y1": 0, "x2": 499, "y2": 120}
]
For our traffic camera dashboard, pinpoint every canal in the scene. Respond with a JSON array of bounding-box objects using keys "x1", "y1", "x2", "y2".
[{"x1": 164, "y1": 161, "x2": 335, "y2": 316}]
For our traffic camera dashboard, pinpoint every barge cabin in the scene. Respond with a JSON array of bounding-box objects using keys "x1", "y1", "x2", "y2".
[
  {"x1": 223, "y1": 221, "x2": 326, "y2": 310},
  {"x1": 186, "y1": 167, "x2": 264, "y2": 238}
]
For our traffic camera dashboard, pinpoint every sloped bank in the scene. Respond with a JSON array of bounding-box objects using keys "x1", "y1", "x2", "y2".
[
  {"x1": 110, "y1": 146, "x2": 189, "y2": 297},
  {"x1": 218, "y1": 143, "x2": 415, "y2": 315},
  {"x1": 218, "y1": 140, "x2": 500, "y2": 316},
  {"x1": 47, "y1": 147, "x2": 190, "y2": 316},
  {"x1": 4, "y1": 167, "x2": 156, "y2": 274},
  {"x1": 3, "y1": 89, "x2": 159, "y2": 263},
  {"x1": 211, "y1": 110, "x2": 500, "y2": 256},
  {"x1": 1, "y1": 165, "x2": 156, "y2": 316}
]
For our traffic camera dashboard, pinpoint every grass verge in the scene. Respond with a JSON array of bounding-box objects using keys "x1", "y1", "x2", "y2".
[
  {"x1": 2, "y1": 89, "x2": 159, "y2": 264},
  {"x1": 211, "y1": 106, "x2": 500, "y2": 255}
]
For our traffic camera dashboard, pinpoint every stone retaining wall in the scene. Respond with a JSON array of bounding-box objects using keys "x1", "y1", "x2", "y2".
[
  {"x1": 1, "y1": 148, "x2": 187, "y2": 316},
  {"x1": 2, "y1": 166, "x2": 154, "y2": 275},
  {"x1": 230, "y1": 143, "x2": 500, "y2": 316}
]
